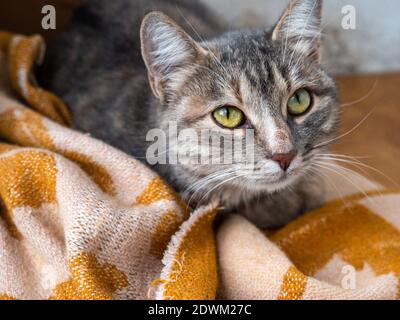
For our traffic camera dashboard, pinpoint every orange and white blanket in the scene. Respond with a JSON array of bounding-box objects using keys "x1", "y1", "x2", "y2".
[{"x1": 0, "y1": 33, "x2": 399, "y2": 300}]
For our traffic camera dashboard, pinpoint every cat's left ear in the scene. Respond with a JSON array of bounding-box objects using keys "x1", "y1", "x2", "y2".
[
  {"x1": 271, "y1": 0, "x2": 322, "y2": 61},
  {"x1": 141, "y1": 11, "x2": 207, "y2": 102}
]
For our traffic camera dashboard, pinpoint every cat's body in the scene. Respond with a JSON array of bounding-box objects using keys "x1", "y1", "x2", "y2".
[
  {"x1": 41, "y1": 0, "x2": 223, "y2": 160},
  {"x1": 41, "y1": 0, "x2": 339, "y2": 228}
]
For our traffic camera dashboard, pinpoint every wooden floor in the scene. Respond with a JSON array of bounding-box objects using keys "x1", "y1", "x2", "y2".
[{"x1": 333, "y1": 73, "x2": 400, "y2": 187}]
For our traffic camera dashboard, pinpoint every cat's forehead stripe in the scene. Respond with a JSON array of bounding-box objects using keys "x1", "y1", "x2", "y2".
[{"x1": 270, "y1": 62, "x2": 288, "y2": 93}]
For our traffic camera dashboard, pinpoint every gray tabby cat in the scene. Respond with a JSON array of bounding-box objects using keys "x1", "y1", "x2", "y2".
[{"x1": 40, "y1": 0, "x2": 339, "y2": 228}]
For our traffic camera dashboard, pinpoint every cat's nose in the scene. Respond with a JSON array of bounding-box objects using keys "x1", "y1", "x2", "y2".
[{"x1": 271, "y1": 151, "x2": 297, "y2": 172}]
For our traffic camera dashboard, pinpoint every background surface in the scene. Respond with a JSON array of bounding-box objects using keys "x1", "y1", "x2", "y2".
[
  {"x1": 0, "y1": 0, "x2": 399, "y2": 187},
  {"x1": 1, "y1": 0, "x2": 399, "y2": 75},
  {"x1": 204, "y1": 0, "x2": 400, "y2": 75}
]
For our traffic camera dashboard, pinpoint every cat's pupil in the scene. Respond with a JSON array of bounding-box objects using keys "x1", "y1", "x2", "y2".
[
  {"x1": 295, "y1": 93, "x2": 301, "y2": 104},
  {"x1": 218, "y1": 107, "x2": 229, "y2": 118}
]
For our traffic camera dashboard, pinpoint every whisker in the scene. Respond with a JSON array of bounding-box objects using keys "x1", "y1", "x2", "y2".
[
  {"x1": 195, "y1": 173, "x2": 248, "y2": 208},
  {"x1": 314, "y1": 155, "x2": 371, "y2": 178},
  {"x1": 313, "y1": 161, "x2": 380, "y2": 206},
  {"x1": 315, "y1": 154, "x2": 399, "y2": 188},
  {"x1": 317, "y1": 153, "x2": 370, "y2": 160},
  {"x1": 304, "y1": 164, "x2": 349, "y2": 208},
  {"x1": 341, "y1": 79, "x2": 378, "y2": 107},
  {"x1": 183, "y1": 168, "x2": 237, "y2": 207},
  {"x1": 313, "y1": 106, "x2": 377, "y2": 149}
]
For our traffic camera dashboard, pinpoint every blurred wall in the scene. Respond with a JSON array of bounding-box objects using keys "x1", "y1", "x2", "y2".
[
  {"x1": 0, "y1": 0, "x2": 399, "y2": 75},
  {"x1": 202, "y1": 0, "x2": 400, "y2": 75}
]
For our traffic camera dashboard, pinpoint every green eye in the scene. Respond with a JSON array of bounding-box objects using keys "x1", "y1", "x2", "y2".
[
  {"x1": 287, "y1": 89, "x2": 312, "y2": 116},
  {"x1": 213, "y1": 106, "x2": 245, "y2": 129}
]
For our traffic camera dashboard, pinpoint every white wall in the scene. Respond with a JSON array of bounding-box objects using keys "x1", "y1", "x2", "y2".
[{"x1": 201, "y1": 0, "x2": 400, "y2": 75}]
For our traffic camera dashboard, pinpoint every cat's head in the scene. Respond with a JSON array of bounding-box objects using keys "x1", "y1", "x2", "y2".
[{"x1": 140, "y1": 0, "x2": 339, "y2": 205}]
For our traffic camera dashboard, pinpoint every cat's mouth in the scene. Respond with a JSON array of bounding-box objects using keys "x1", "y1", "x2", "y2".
[
  {"x1": 253, "y1": 173, "x2": 296, "y2": 186},
  {"x1": 238, "y1": 164, "x2": 305, "y2": 192}
]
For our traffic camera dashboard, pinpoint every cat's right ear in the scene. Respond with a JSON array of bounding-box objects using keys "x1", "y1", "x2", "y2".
[
  {"x1": 140, "y1": 12, "x2": 206, "y2": 102},
  {"x1": 271, "y1": 0, "x2": 323, "y2": 61}
]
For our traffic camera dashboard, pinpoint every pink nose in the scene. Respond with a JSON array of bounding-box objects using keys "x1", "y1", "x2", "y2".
[{"x1": 272, "y1": 151, "x2": 297, "y2": 172}]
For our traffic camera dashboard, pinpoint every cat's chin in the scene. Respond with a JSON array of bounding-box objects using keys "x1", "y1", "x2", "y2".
[{"x1": 236, "y1": 170, "x2": 302, "y2": 194}]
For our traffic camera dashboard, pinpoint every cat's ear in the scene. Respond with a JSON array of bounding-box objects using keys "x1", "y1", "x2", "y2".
[
  {"x1": 271, "y1": 0, "x2": 322, "y2": 61},
  {"x1": 141, "y1": 12, "x2": 206, "y2": 102}
]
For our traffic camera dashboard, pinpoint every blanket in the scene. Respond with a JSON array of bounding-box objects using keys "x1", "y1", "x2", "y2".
[{"x1": 0, "y1": 33, "x2": 399, "y2": 300}]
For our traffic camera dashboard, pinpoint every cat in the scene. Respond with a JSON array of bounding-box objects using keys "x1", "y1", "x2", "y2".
[{"x1": 40, "y1": 0, "x2": 339, "y2": 229}]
